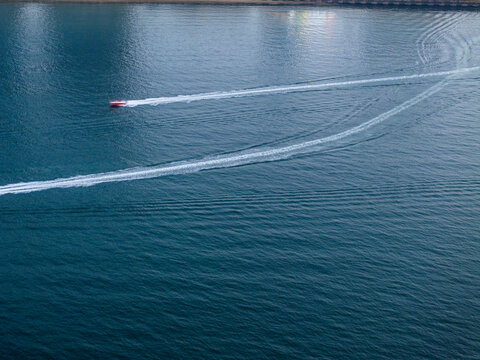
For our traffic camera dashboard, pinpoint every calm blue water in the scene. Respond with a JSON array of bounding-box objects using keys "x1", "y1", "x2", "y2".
[{"x1": 1, "y1": 3, "x2": 479, "y2": 358}]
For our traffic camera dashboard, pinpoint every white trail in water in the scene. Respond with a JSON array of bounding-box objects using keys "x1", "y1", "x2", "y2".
[
  {"x1": 0, "y1": 78, "x2": 451, "y2": 196},
  {"x1": 124, "y1": 67, "x2": 479, "y2": 107}
]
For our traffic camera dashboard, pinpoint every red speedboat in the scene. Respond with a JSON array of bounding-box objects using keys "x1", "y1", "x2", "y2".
[{"x1": 109, "y1": 100, "x2": 127, "y2": 107}]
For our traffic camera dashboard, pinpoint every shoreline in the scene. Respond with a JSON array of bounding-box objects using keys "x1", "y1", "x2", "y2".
[{"x1": 3, "y1": 0, "x2": 480, "y2": 7}]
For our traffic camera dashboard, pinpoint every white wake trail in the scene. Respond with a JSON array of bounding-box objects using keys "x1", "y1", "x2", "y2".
[
  {"x1": 124, "y1": 67, "x2": 479, "y2": 107},
  {"x1": 0, "y1": 78, "x2": 451, "y2": 196}
]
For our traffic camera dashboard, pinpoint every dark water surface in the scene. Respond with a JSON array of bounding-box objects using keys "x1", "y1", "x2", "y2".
[{"x1": 1, "y1": 3, "x2": 479, "y2": 359}]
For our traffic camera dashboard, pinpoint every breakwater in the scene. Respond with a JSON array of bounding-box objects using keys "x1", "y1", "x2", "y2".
[{"x1": 315, "y1": 0, "x2": 480, "y2": 7}]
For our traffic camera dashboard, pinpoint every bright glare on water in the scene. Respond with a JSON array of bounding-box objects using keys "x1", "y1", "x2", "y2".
[{"x1": 0, "y1": 3, "x2": 479, "y2": 359}]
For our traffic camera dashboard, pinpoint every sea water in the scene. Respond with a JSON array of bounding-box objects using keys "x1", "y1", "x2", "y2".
[{"x1": 0, "y1": 4, "x2": 479, "y2": 359}]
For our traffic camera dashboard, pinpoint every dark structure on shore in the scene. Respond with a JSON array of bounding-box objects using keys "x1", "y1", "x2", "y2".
[
  {"x1": 235, "y1": 0, "x2": 480, "y2": 7},
  {"x1": 311, "y1": 0, "x2": 480, "y2": 7}
]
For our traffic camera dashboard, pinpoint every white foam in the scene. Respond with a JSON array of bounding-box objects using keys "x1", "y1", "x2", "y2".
[
  {"x1": 0, "y1": 77, "x2": 451, "y2": 196},
  {"x1": 124, "y1": 67, "x2": 479, "y2": 107}
]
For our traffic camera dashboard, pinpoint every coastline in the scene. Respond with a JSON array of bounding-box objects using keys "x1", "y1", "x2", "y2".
[{"x1": 3, "y1": 0, "x2": 480, "y2": 7}]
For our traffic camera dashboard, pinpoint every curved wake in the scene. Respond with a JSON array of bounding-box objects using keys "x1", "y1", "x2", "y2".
[{"x1": 0, "y1": 77, "x2": 452, "y2": 196}]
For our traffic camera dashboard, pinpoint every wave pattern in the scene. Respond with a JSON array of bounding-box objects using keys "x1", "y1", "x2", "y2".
[
  {"x1": 0, "y1": 73, "x2": 462, "y2": 197},
  {"x1": 1, "y1": 178, "x2": 478, "y2": 217},
  {"x1": 416, "y1": 13, "x2": 465, "y2": 66}
]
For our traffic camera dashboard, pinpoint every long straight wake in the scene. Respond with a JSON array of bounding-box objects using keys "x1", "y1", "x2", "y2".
[
  {"x1": 0, "y1": 78, "x2": 450, "y2": 196},
  {"x1": 123, "y1": 67, "x2": 479, "y2": 107}
]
